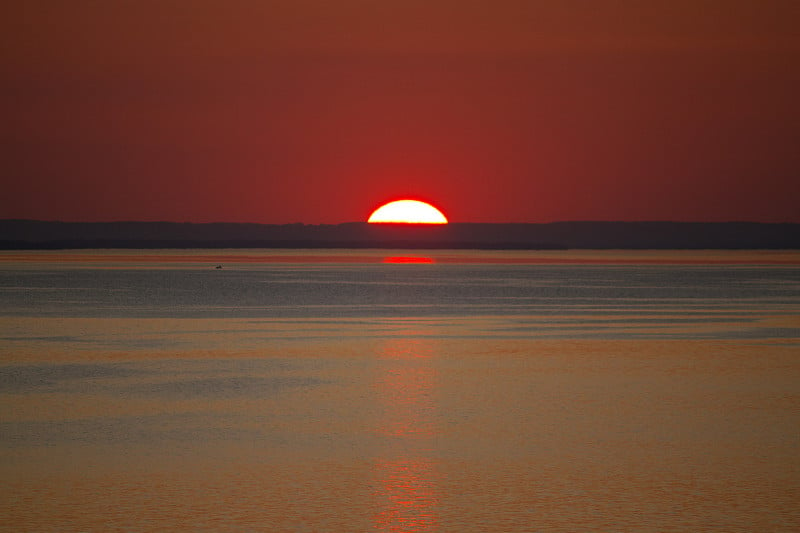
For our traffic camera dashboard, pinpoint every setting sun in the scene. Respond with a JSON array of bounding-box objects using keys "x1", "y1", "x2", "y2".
[{"x1": 367, "y1": 200, "x2": 448, "y2": 224}]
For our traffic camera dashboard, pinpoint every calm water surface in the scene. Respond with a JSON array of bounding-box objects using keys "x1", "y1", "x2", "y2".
[{"x1": 1, "y1": 249, "x2": 799, "y2": 531}]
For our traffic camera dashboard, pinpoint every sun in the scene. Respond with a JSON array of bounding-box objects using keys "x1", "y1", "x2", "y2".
[{"x1": 368, "y1": 199, "x2": 448, "y2": 224}]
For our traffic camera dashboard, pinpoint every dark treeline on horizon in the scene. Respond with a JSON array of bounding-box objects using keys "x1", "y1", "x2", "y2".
[{"x1": 1, "y1": 220, "x2": 798, "y2": 250}]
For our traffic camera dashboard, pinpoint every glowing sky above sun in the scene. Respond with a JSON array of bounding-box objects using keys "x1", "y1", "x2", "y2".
[
  {"x1": 368, "y1": 200, "x2": 448, "y2": 224},
  {"x1": 1, "y1": 2, "x2": 798, "y2": 223}
]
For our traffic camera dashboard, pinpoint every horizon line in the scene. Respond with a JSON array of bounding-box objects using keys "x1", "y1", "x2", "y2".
[{"x1": 3, "y1": 219, "x2": 799, "y2": 226}]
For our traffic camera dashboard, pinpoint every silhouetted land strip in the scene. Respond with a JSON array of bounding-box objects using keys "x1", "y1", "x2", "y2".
[{"x1": 1, "y1": 220, "x2": 798, "y2": 250}]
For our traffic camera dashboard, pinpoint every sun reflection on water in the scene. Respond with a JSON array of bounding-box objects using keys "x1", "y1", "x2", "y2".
[
  {"x1": 383, "y1": 256, "x2": 435, "y2": 264},
  {"x1": 373, "y1": 331, "x2": 439, "y2": 532},
  {"x1": 374, "y1": 458, "x2": 438, "y2": 532}
]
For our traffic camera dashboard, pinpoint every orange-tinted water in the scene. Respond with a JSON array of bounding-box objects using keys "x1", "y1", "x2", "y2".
[{"x1": 1, "y1": 251, "x2": 798, "y2": 530}]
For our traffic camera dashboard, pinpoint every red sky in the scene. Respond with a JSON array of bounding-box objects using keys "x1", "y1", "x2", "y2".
[{"x1": 2, "y1": 1, "x2": 798, "y2": 223}]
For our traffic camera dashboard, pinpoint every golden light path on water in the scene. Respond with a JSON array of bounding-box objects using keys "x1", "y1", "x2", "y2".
[{"x1": 373, "y1": 329, "x2": 439, "y2": 532}]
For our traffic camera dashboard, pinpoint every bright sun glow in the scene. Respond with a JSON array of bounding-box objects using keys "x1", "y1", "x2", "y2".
[{"x1": 367, "y1": 200, "x2": 448, "y2": 224}]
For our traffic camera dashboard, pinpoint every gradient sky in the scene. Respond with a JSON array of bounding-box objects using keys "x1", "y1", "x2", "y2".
[{"x1": 2, "y1": 1, "x2": 798, "y2": 223}]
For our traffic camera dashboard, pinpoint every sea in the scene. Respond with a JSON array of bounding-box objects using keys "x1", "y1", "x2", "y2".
[{"x1": 1, "y1": 249, "x2": 799, "y2": 531}]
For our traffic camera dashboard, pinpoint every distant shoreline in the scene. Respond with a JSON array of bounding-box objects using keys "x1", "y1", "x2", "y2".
[{"x1": 1, "y1": 220, "x2": 798, "y2": 250}]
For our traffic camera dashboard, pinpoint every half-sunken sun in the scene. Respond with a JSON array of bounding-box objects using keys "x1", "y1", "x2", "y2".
[{"x1": 368, "y1": 200, "x2": 448, "y2": 224}]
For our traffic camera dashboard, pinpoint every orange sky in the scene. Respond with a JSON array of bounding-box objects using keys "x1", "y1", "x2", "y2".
[{"x1": 2, "y1": 1, "x2": 798, "y2": 223}]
